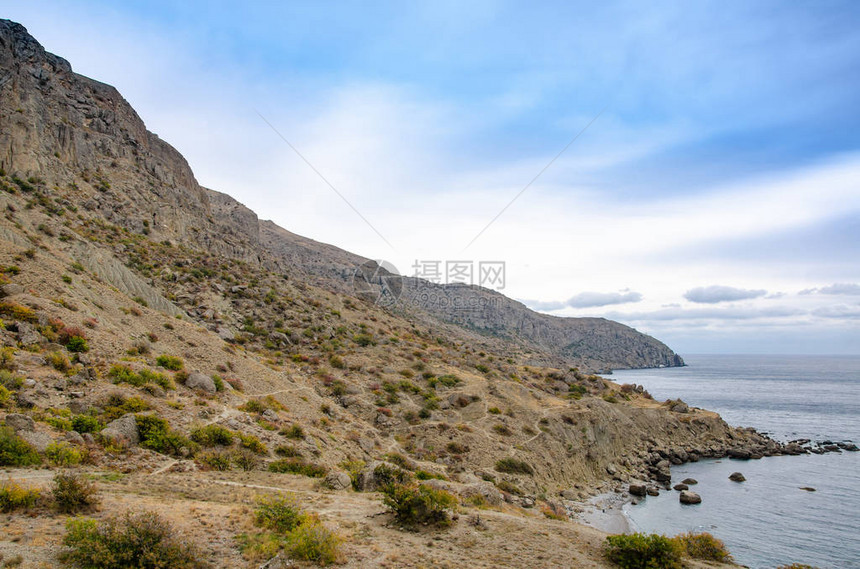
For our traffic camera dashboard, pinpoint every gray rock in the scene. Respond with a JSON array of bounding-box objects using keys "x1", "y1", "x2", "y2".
[
  {"x1": 5, "y1": 413, "x2": 36, "y2": 432},
  {"x1": 0, "y1": 283, "x2": 25, "y2": 296},
  {"x1": 358, "y1": 436, "x2": 375, "y2": 454},
  {"x1": 673, "y1": 483, "x2": 689, "y2": 491},
  {"x1": 679, "y1": 491, "x2": 702, "y2": 504},
  {"x1": 354, "y1": 461, "x2": 405, "y2": 491},
  {"x1": 185, "y1": 372, "x2": 216, "y2": 393},
  {"x1": 628, "y1": 484, "x2": 647, "y2": 497},
  {"x1": 646, "y1": 486, "x2": 660, "y2": 496},
  {"x1": 682, "y1": 478, "x2": 698, "y2": 485},
  {"x1": 101, "y1": 413, "x2": 140, "y2": 446},
  {"x1": 216, "y1": 326, "x2": 235, "y2": 342},
  {"x1": 323, "y1": 470, "x2": 352, "y2": 491},
  {"x1": 19, "y1": 430, "x2": 52, "y2": 452},
  {"x1": 16, "y1": 322, "x2": 43, "y2": 346},
  {"x1": 63, "y1": 431, "x2": 86, "y2": 445},
  {"x1": 670, "y1": 401, "x2": 689, "y2": 413},
  {"x1": 729, "y1": 472, "x2": 746, "y2": 482},
  {"x1": 460, "y1": 482, "x2": 502, "y2": 506}
]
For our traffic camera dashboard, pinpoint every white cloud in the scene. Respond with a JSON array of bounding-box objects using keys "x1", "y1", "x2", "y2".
[
  {"x1": 800, "y1": 283, "x2": 860, "y2": 296},
  {"x1": 684, "y1": 285, "x2": 768, "y2": 304}
]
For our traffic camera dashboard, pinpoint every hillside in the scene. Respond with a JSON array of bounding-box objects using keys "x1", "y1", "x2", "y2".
[{"x1": 0, "y1": 19, "x2": 773, "y2": 569}]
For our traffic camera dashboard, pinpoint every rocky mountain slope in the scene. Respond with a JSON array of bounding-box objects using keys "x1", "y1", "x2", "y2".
[
  {"x1": 0, "y1": 19, "x2": 786, "y2": 569},
  {"x1": 0, "y1": 18, "x2": 681, "y2": 373}
]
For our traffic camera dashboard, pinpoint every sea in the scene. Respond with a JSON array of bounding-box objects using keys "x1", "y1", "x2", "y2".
[{"x1": 606, "y1": 354, "x2": 860, "y2": 569}]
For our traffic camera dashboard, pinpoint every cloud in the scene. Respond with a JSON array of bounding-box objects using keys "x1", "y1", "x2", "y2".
[
  {"x1": 523, "y1": 290, "x2": 643, "y2": 312},
  {"x1": 567, "y1": 290, "x2": 643, "y2": 308},
  {"x1": 811, "y1": 304, "x2": 860, "y2": 319},
  {"x1": 606, "y1": 305, "x2": 804, "y2": 322},
  {"x1": 684, "y1": 285, "x2": 767, "y2": 304},
  {"x1": 800, "y1": 283, "x2": 860, "y2": 296}
]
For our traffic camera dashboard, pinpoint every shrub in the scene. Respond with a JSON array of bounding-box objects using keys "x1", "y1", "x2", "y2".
[
  {"x1": 239, "y1": 433, "x2": 267, "y2": 454},
  {"x1": 62, "y1": 510, "x2": 208, "y2": 569},
  {"x1": 415, "y1": 470, "x2": 446, "y2": 481},
  {"x1": 492, "y1": 424, "x2": 513, "y2": 436},
  {"x1": 190, "y1": 424, "x2": 234, "y2": 446},
  {"x1": 72, "y1": 414, "x2": 103, "y2": 433},
  {"x1": 329, "y1": 355, "x2": 345, "y2": 369},
  {"x1": 109, "y1": 365, "x2": 173, "y2": 390},
  {"x1": 353, "y1": 333, "x2": 374, "y2": 347},
  {"x1": 275, "y1": 445, "x2": 302, "y2": 458},
  {"x1": 281, "y1": 424, "x2": 305, "y2": 440},
  {"x1": 0, "y1": 480, "x2": 41, "y2": 512},
  {"x1": 45, "y1": 442, "x2": 83, "y2": 466},
  {"x1": 66, "y1": 336, "x2": 89, "y2": 353},
  {"x1": 233, "y1": 450, "x2": 260, "y2": 471},
  {"x1": 446, "y1": 441, "x2": 469, "y2": 454},
  {"x1": 381, "y1": 483, "x2": 457, "y2": 527},
  {"x1": 197, "y1": 450, "x2": 233, "y2": 471},
  {"x1": 0, "y1": 384, "x2": 9, "y2": 407},
  {"x1": 286, "y1": 517, "x2": 342, "y2": 565},
  {"x1": 373, "y1": 463, "x2": 411, "y2": 487},
  {"x1": 49, "y1": 351, "x2": 73, "y2": 373},
  {"x1": 0, "y1": 369, "x2": 23, "y2": 390},
  {"x1": 135, "y1": 415, "x2": 194, "y2": 456},
  {"x1": 156, "y1": 354, "x2": 184, "y2": 371},
  {"x1": 673, "y1": 532, "x2": 733, "y2": 563},
  {"x1": 211, "y1": 374, "x2": 225, "y2": 392},
  {"x1": 488, "y1": 406, "x2": 501, "y2": 415},
  {"x1": 495, "y1": 457, "x2": 534, "y2": 475},
  {"x1": 269, "y1": 458, "x2": 328, "y2": 478},
  {"x1": 255, "y1": 493, "x2": 306, "y2": 533},
  {"x1": 0, "y1": 426, "x2": 41, "y2": 466},
  {"x1": 604, "y1": 533, "x2": 683, "y2": 569},
  {"x1": 52, "y1": 471, "x2": 99, "y2": 513}
]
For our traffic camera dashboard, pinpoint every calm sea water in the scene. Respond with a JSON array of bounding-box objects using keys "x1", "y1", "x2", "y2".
[{"x1": 607, "y1": 354, "x2": 860, "y2": 569}]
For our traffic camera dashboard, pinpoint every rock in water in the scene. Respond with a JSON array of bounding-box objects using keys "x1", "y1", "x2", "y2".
[
  {"x1": 682, "y1": 478, "x2": 698, "y2": 485},
  {"x1": 628, "y1": 484, "x2": 647, "y2": 497},
  {"x1": 673, "y1": 483, "x2": 689, "y2": 491},
  {"x1": 799, "y1": 486, "x2": 816, "y2": 492},
  {"x1": 679, "y1": 491, "x2": 702, "y2": 504},
  {"x1": 729, "y1": 472, "x2": 746, "y2": 482}
]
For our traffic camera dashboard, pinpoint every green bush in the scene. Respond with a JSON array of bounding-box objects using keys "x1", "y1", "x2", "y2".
[
  {"x1": 269, "y1": 458, "x2": 328, "y2": 478},
  {"x1": 373, "y1": 463, "x2": 411, "y2": 487},
  {"x1": 495, "y1": 457, "x2": 534, "y2": 475},
  {"x1": 135, "y1": 415, "x2": 194, "y2": 456},
  {"x1": 66, "y1": 336, "x2": 89, "y2": 353},
  {"x1": 62, "y1": 510, "x2": 208, "y2": 569},
  {"x1": 0, "y1": 426, "x2": 41, "y2": 466},
  {"x1": 109, "y1": 365, "x2": 174, "y2": 390},
  {"x1": 0, "y1": 480, "x2": 41, "y2": 512},
  {"x1": 0, "y1": 384, "x2": 10, "y2": 407},
  {"x1": 381, "y1": 483, "x2": 456, "y2": 527},
  {"x1": 156, "y1": 354, "x2": 184, "y2": 371},
  {"x1": 275, "y1": 445, "x2": 302, "y2": 457},
  {"x1": 239, "y1": 432, "x2": 268, "y2": 454},
  {"x1": 286, "y1": 518, "x2": 342, "y2": 565},
  {"x1": 52, "y1": 471, "x2": 99, "y2": 513},
  {"x1": 72, "y1": 414, "x2": 103, "y2": 433},
  {"x1": 197, "y1": 450, "x2": 233, "y2": 471},
  {"x1": 604, "y1": 533, "x2": 683, "y2": 569},
  {"x1": 0, "y1": 369, "x2": 24, "y2": 390},
  {"x1": 255, "y1": 493, "x2": 306, "y2": 533},
  {"x1": 45, "y1": 442, "x2": 83, "y2": 466},
  {"x1": 280, "y1": 424, "x2": 305, "y2": 440},
  {"x1": 190, "y1": 424, "x2": 234, "y2": 446},
  {"x1": 211, "y1": 374, "x2": 225, "y2": 392},
  {"x1": 673, "y1": 532, "x2": 732, "y2": 562}
]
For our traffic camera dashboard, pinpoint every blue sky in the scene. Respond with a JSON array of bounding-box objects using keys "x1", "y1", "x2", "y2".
[{"x1": 6, "y1": 1, "x2": 860, "y2": 354}]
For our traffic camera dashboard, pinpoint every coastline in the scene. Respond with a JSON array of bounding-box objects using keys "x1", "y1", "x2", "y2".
[{"x1": 572, "y1": 492, "x2": 632, "y2": 535}]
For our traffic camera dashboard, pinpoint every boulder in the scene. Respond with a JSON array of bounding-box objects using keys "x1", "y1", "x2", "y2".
[
  {"x1": 354, "y1": 461, "x2": 404, "y2": 492},
  {"x1": 18, "y1": 430, "x2": 52, "y2": 452},
  {"x1": 679, "y1": 491, "x2": 702, "y2": 504},
  {"x1": 185, "y1": 372, "x2": 216, "y2": 393},
  {"x1": 682, "y1": 478, "x2": 698, "y2": 485},
  {"x1": 670, "y1": 401, "x2": 689, "y2": 414},
  {"x1": 460, "y1": 482, "x2": 502, "y2": 507},
  {"x1": 729, "y1": 472, "x2": 746, "y2": 482},
  {"x1": 0, "y1": 283, "x2": 25, "y2": 296},
  {"x1": 628, "y1": 484, "x2": 647, "y2": 497},
  {"x1": 448, "y1": 393, "x2": 478, "y2": 408},
  {"x1": 646, "y1": 486, "x2": 660, "y2": 496},
  {"x1": 4, "y1": 413, "x2": 35, "y2": 432},
  {"x1": 323, "y1": 470, "x2": 352, "y2": 491},
  {"x1": 728, "y1": 448, "x2": 752, "y2": 460},
  {"x1": 216, "y1": 326, "x2": 235, "y2": 342},
  {"x1": 673, "y1": 483, "x2": 689, "y2": 491},
  {"x1": 16, "y1": 322, "x2": 43, "y2": 346},
  {"x1": 799, "y1": 486, "x2": 816, "y2": 492},
  {"x1": 100, "y1": 413, "x2": 140, "y2": 446}
]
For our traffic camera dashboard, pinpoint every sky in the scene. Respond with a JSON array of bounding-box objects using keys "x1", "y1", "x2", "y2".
[{"x1": 5, "y1": 1, "x2": 860, "y2": 354}]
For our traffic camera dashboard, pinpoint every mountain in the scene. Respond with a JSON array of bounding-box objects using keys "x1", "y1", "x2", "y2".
[
  {"x1": 0, "y1": 20, "x2": 774, "y2": 569},
  {"x1": 0, "y1": 19, "x2": 680, "y2": 373}
]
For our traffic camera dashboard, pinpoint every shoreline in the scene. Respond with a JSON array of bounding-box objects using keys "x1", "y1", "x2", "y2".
[{"x1": 572, "y1": 492, "x2": 632, "y2": 535}]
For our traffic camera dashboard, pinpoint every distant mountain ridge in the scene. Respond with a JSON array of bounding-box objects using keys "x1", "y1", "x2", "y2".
[{"x1": 0, "y1": 19, "x2": 682, "y2": 371}]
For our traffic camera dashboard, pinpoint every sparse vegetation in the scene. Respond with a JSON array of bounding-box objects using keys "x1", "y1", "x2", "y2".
[
  {"x1": 0, "y1": 480, "x2": 41, "y2": 512},
  {"x1": 604, "y1": 533, "x2": 682, "y2": 569},
  {"x1": 62, "y1": 510, "x2": 208, "y2": 569},
  {"x1": 672, "y1": 532, "x2": 733, "y2": 563},
  {"x1": 380, "y1": 483, "x2": 457, "y2": 527},
  {"x1": 0, "y1": 426, "x2": 41, "y2": 466},
  {"x1": 495, "y1": 457, "x2": 534, "y2": 475},
  {"x1": 269, "y1": 458, "x2": 328, "y2": 478},
  {"x1": 52, "y1": 471, "x2": 100, "y2": 513}
]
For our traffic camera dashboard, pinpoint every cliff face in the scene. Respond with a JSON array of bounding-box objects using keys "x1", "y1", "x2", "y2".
[{"x1": 0, "y1": 19, "x2": 682, "y2": 371}]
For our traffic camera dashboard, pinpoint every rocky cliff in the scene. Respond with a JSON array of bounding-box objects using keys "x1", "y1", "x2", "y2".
[{"x1": 0, "y1": 18, "x2": 681, "y2": 372}]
